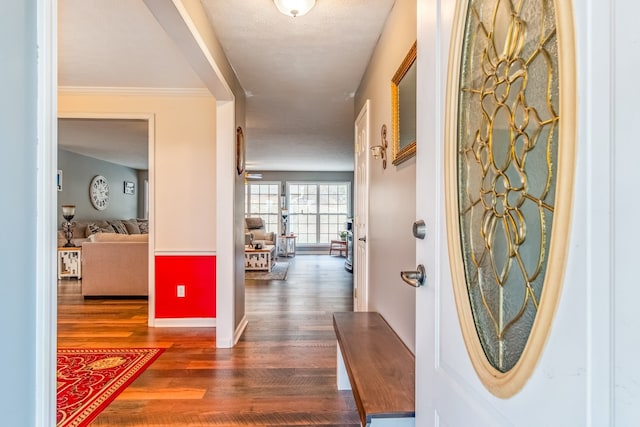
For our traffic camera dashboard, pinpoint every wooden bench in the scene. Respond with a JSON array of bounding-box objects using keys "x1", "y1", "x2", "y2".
[{"x1": 333, "y1": 312, "x2": 415, "y2": 427}]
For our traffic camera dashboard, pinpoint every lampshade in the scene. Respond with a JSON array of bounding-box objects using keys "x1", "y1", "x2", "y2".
[
  {"x1": 61, "y1": 204, "x2": 76, "y2": 218},
  {"x1": 273, "y1": 0, "x2": 316, "y2": 17}
]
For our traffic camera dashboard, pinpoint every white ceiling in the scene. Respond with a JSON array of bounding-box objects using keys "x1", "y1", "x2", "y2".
[
  {"x1": 57, "y1": 0, "x2": 396, "y2": 172},
  {"x1": 58, "y1": 119, "x2": 149, "y2": 170}
]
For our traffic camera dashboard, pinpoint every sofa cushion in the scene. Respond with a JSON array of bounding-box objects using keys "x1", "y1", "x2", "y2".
[
  {"x1": 122, "y1": 219, "x2": 141, "y2": 234},
  {"x1": 86, "y1": 223, "x2": 114, "y2": 236},
  {"x1": 89, "y1": 232, "x2": 148, "y2": 243}
]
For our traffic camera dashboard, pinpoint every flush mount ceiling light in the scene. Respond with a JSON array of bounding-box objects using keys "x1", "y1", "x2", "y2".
[{"x1": 273, "y1": 0, "x2": 316, "y2": 17}]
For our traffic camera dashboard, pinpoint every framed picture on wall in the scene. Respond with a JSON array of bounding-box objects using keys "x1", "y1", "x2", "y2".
[
  {"x1": 124, "y1": 181, "x2": 135, "y2": 195},
  {"x1": 236, "y1": 126, "x2": 245, "y2": 175}
]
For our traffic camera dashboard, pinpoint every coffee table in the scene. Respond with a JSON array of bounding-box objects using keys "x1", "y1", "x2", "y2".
[{"x1": 244, "y1": 245, "x2": 276, "y2": 271}]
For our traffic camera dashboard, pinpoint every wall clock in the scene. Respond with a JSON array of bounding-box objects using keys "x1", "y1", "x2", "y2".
[
  {"x1": 89, "y1": 175, "x2": 110, "y2": 211},
  {"x1": 236, "y1": 126, "x2": 245, "y2": 175}
]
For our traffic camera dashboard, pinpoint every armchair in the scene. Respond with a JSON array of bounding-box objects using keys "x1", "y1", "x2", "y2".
[{"x1": 245, "y1": 217, "x2": 276, "y2": 246}]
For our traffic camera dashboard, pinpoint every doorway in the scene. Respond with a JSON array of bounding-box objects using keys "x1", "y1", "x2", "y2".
[{"x1": 56, "y1": 115, "x2": 153, "y2": 317}]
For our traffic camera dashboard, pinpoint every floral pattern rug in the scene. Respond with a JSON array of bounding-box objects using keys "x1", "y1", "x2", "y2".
[{"x1": 56, "y1": 348, "x2": 164, "y2": 427}]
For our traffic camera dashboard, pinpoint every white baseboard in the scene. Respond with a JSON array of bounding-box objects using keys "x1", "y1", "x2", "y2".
[{"x1": 153, "y1": 318, "x2": 216, "y2": 327}]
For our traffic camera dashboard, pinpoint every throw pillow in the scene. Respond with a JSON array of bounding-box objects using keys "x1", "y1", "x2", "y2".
[
  {"x1": 109, "y1": 220, "x2": 129, "y2": 234},
  {"x1": 245, "y1": 217, "x2": 264, "y2": 230},
  {"x1": 122, "y1": 219, "x2": 141, "y2": 234},
  {"x1": 86, "y1": 223, "x2": 114, "y2": 236},
  {"x1": 137, "y1": 219, "x2": 149, "y2": 234}
]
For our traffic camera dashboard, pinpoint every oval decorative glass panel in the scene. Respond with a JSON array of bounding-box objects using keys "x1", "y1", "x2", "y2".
[{"x1": 445, "y1": 0, "x2": 576, "y2": 397}]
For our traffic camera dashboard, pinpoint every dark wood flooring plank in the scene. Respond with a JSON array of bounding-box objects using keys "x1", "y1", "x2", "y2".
[{"x1": 58, "y1": 254, "x2": 359, "y2": 426}]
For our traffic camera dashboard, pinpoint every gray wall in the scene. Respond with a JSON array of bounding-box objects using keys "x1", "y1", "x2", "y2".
[
  {"x1": 355, "y1": 0, "x2": 417, "y2": 351},
  {"x1": 0, "y1": 0, "x2": 37, "y2": 423},
  {"x1": 57, "y1": 149, "x2": 140, "y2": 225}
]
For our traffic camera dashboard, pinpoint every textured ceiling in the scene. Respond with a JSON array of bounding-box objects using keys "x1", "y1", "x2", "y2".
[{"x1": 58, "y1": 0, "x2": 396, "y2": 172}]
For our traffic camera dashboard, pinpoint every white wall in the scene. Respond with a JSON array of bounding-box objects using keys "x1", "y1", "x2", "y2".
[
  {"x1": 355, "y1": 0, "x2": 417, "y2": 351},
  {"x1": 59, "y1": 92, "x2": 218, "y2": 252},
  {"x1": 613, "y1": 0, "x2": 640, "y2": 420}
]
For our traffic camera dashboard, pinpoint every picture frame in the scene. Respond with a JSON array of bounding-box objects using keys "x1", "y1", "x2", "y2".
[
  {"x1": 124, "y1": 181, "x2": 135, "y2": 195},
  {"x1": 236, "y1": 126, "x2": 245, "y2": 175},
  {"x1": 391, "y1": 41, "x2": 417, "y2": 166}
]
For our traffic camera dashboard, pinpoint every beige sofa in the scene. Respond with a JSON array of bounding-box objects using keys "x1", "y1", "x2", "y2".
[
  {"x1": 81, "y1": 232, "x2": 149, "y2": 297},
  {"x1": 57, "y1": 218, "x2": 148, "y2": 247}
]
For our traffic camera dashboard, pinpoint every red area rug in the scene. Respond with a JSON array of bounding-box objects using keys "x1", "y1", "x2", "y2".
[{"x1": 56, "y1": 348, "x2": 164, "y2": 427}]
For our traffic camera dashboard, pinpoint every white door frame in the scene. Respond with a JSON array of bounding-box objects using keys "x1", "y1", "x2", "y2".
[
  {"x1": 354, "y1": 100, "x2": 371, "y2": 311},
  {"x1": 35, "y1": 0, "x2": 58, "y2": 423},
  {"x1": 57, "y1": 112, "x2": 156, "y2": 322},
  {"x1": 36, "y1": 1, "x2": 239, "y2": 423}
]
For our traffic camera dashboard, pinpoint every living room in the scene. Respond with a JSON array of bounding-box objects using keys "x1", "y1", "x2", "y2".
[{"x1": 56, "y1": 121, "x2": 355, "y2": 292}]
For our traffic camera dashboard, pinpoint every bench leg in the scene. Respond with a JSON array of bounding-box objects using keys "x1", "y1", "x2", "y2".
[
  {"x1": 369, "y1": 417, "x2": 415, "y2": 426},
  {"x1": 336, "y1": 342, "x2": 351, "y2": 390}
]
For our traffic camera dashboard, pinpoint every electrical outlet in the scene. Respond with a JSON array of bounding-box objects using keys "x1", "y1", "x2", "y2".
[{"x1": 177, "y1": 284, "x2": 185, "y2": 298}]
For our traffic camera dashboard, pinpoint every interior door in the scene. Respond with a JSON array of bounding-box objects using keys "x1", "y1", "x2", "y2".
[
  {"x1": 353, "y1": 101, "x2": 370, "y2": 312},
  {"x1": 414, "y1": 0, "x2": 605, "y2": 425}
]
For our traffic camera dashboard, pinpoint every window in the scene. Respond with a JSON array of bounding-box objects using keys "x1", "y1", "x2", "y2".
[
  {"x1": 245, "y1": 182, "x2": 280, "y2": 235},
  {"x1": 288, "y1": 182, "x2": 350, "y2": 245}
]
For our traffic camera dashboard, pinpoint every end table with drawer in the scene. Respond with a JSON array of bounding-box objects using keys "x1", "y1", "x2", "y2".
[
  {"x1": 58, "y1": 247, "x2": 82, "y2": 279},
  {"x1": 277, "y1": 234, "x2": 297, "y2": 257}
]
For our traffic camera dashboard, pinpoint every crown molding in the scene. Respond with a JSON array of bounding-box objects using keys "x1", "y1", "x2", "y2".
[{"x1": 58, "y1": 86, "x2": 212, "y2": 97}]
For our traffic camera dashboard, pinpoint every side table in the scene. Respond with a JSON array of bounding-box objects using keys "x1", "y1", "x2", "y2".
[
  {"x1": 277, "y1": 234, "x2": 297, "y2": 257},
  {"x1": 244, "y1": 245, "x2": 276, "y2": 271},
  {"x1": 58, "y1": 247, "x2": 82, "y2": 279}
]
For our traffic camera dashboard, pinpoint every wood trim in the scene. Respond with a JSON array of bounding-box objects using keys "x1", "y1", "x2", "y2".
[{"x1": 333, "y1": 312, "x2": 415, "y2": 425}]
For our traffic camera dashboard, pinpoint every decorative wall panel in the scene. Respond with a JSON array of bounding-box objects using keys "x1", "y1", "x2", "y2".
[{"x1": 445, "y1": 0, "x2": 576, "y2": 397}]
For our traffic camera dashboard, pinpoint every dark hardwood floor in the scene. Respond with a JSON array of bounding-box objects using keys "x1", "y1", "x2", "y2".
[{"x1": 57, "y1": 254, "x2": 359, "y2": 426}]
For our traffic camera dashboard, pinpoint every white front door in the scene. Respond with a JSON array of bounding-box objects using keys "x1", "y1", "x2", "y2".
[
  {"x1": 354, "y1": 101, "x2": 370, "y2": 312},
  {"x1": 414, "y1": 0, "x2": 623, "y2": 425}
]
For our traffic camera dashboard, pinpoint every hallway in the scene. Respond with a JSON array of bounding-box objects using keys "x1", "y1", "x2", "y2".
[{"x1": 57, "y1": 255, "x2": 359, "y2": 426}]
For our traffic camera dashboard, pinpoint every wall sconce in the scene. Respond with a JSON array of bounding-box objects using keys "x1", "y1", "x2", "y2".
[
  {"x1": 61, "y1": 205, "x2": 76, "y2": 247},
  {"x1": 273, "y1": 0, "x2": 316, "y2": 17},
  {"x1": 370, "y1": 124, "x2": 389, "y2": 169}
]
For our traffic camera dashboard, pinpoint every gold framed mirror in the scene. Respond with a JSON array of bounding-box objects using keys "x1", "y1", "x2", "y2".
[{"x1": 391, "y1": 41, "x2": 417, "y2": 165}]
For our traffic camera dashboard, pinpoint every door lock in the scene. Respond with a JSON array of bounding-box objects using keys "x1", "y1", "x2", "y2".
[{"x1": 412, "y1": 220, "x2": 426, "y2": 240}]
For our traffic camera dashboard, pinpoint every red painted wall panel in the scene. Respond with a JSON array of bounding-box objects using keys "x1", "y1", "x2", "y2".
[{"x1": 154, "y1": 255, "x2": 216, "y2": 318}]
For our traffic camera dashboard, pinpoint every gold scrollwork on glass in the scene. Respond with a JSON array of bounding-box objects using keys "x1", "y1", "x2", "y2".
[{"x1": 445, "y1": 0, "x2": 576, "y2": 397}]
